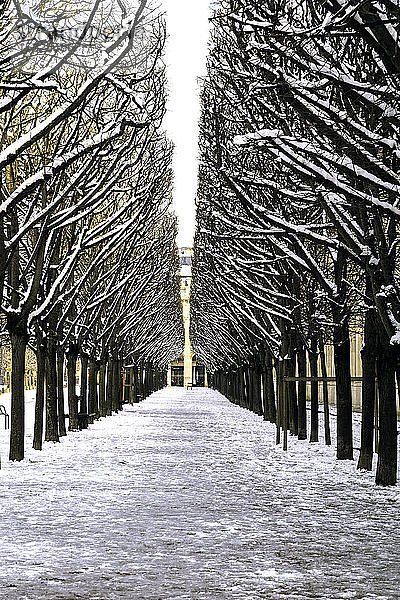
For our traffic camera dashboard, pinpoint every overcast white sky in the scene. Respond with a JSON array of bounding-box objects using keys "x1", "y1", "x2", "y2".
[{"x1": 161, "y1": 1, "x2": 211, "y2": 247}]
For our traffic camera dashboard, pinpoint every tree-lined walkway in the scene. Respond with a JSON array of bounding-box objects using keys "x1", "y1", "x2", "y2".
[{"x1": 1, "y1": 388, "x2": 399, "y2": 600}]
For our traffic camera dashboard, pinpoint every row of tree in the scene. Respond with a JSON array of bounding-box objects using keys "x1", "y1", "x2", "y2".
[
  {"x1": 0, "y1": 0, "x2": 183, "y2": 461},
  {"x1": 191, "y1": 0, "x2": 400, "y2": 485}
]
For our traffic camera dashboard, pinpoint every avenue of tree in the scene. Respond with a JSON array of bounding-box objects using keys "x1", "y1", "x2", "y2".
[
  {"x1": 191, "y1": 0, "x2": 400, "y2": 486},
  {"x1": 0, "y1": 0, "x2": 184, "y2": 461}
]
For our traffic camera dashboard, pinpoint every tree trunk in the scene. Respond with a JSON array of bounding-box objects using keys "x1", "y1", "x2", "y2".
[
  {"x1": 8, "y1": 325, "x2": 27, "y2": 461},
  {"x1": 67, "y1": 350, "x2": 79, "y2": 430},
  {"x1": 375, "y1": 338, "x2": 398, "y2": 486},
  {"x1": 118, "y1": 360, "x2": 123, "y2": 405},
  {"x1": 319, "y1": 335, "x2": 332, "y2": 446},
  {"x1": 150, "y1": 365, "x2": 154, "y2": 395},
  {"x1": 287, "y1": 329, "x2": 298, "y2": 436},
  {"x1": 106, "y1": 360, "x2": 113, "y2": 416},
  {"x1": 45, "y1": 334, "x2": 59, "y2": 442},
  {"x1": 238, "y1": 366, "x2": 246, "y2": 408},
  {"x1": 279, "y1": 325, "x2": 290, "y2": 439},
  {"x1": 333, "y1": 251, "x2": 353, "y2": 460},
  {"x1": 234, "y1": 370, "x2": 240, "y2": 405},
  {"x1": 357, "y1": 301, "x2": 376, "y2": 471},
  {"x1": 333, "y1": 320, "x2": 353, "y2": 459},
  {"x1": 253, "y1": 366, "x2": 263, "y2": 416},
  {"x1": 138, "y1": 362, "x2": 144, "y2": 400},
  {"x1": 57, "y1": 349, "x2": 66, "y2": 437},
  {"x1": 132, "y1": 364, "x2": 139, "y2": 402},
  {"x1": 264, "y1": 350, "x2": 276, "y2": 422},
  {"x1": 88, "y1": 359, "x2": 99, "y2": 422},
  {"x1": 275, "y1": 357, "x2": 282, "y2": 445},
  {"x1": 33, "y1": 342, "x2": 46, "y2": 451},
  {"x1": 247, "y1": 366, "x2": 254, "y2": 412},
  {"x1": 111, "y1": 359, "x2": 120, "y2": 412},
  {"x1": 80, "y1": 354, "x2": 88, "y2": 414},
  {"x1": 297, "y1": 341, "x2": 307, "y2": 440},
  {"x1": 129, "y1": 367, "x2": 134, "y2": 404},
  {"x1": 293, "y1": 276, "x2": 305, "y2": 438},
  {"x1": 309, "y1": 336, "x2": 319, "y2": 443},
  {"x1": 98, "y1": 362, "x2": 107, "y2": 417}
]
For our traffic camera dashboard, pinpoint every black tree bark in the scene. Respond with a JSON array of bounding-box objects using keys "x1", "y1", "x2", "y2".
[
  {"x1": 88, "y1": 358, "x2": 99, "y2": 421},
  {"x1": 33, "y1": 341, "x2": 46, "y2": 451},
  {"x1": 357, "y1": 298, "x2": 376, "y2": 471},
  {"x1": 66, "y1": 347, "x2": 79, "y2": 430},
  {"x1": 319, "y1": 335, "x2": 332, "y2": 446},
  {"x1": 375, "y1": 336, "x2": 398, "y2": 486},
  {"x1": 333, "y1": 250, "x2": 353, "y2": 460},
  {"x1": 297, "y1": 340, "x2": 307, "y2": 440},
  {"x1": 57, "y1": 349, "x2": 67, "y2": 437},
  {"x1": 98, "y1": 361, "x2": 107, "y2": 417},
  {"x1": 45, "y1": 333, "x2": 59, "y2": 442},
  {"x1": 8, "y1": 323, "x2": 28, "y2": 461},
  {"x1": 80, "y1": 354, "x2": 88, "y2": 414},
  {"x1": 106, "y1": 360, "x2": 113, "y2": 416},
  {"x1": 309, "y1": 336, "x2": 319, "y2": 443}
]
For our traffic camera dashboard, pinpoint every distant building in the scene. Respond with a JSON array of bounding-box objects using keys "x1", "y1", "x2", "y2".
[{"x1": 168, "y1": 247, "x2": 207, "y2": 388}]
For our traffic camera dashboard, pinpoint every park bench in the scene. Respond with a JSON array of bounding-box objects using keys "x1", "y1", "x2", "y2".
[
  {"x1": 64, "y1": 412, "x2": 96, "y2": 430},
  {"x1": 77, "y1": 412, "x2": 96, "y2": 429},
  {"x1": 0, "y1": 405, "x2": 9, "y2": 430}
]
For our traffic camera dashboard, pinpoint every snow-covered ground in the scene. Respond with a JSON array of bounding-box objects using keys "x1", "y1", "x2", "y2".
[{"x1": 0, "y1": 387, "x2": 399, "y2": 600}]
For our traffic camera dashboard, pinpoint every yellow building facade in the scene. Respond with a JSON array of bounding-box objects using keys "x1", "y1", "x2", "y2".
[{"x1": 168, "y1": 247, "x2": 207, "y2": 388}]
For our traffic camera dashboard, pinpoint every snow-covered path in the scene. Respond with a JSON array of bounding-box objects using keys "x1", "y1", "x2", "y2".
[{"x1": 0, "y1": 387, "x2": 399, "y2": 600}]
